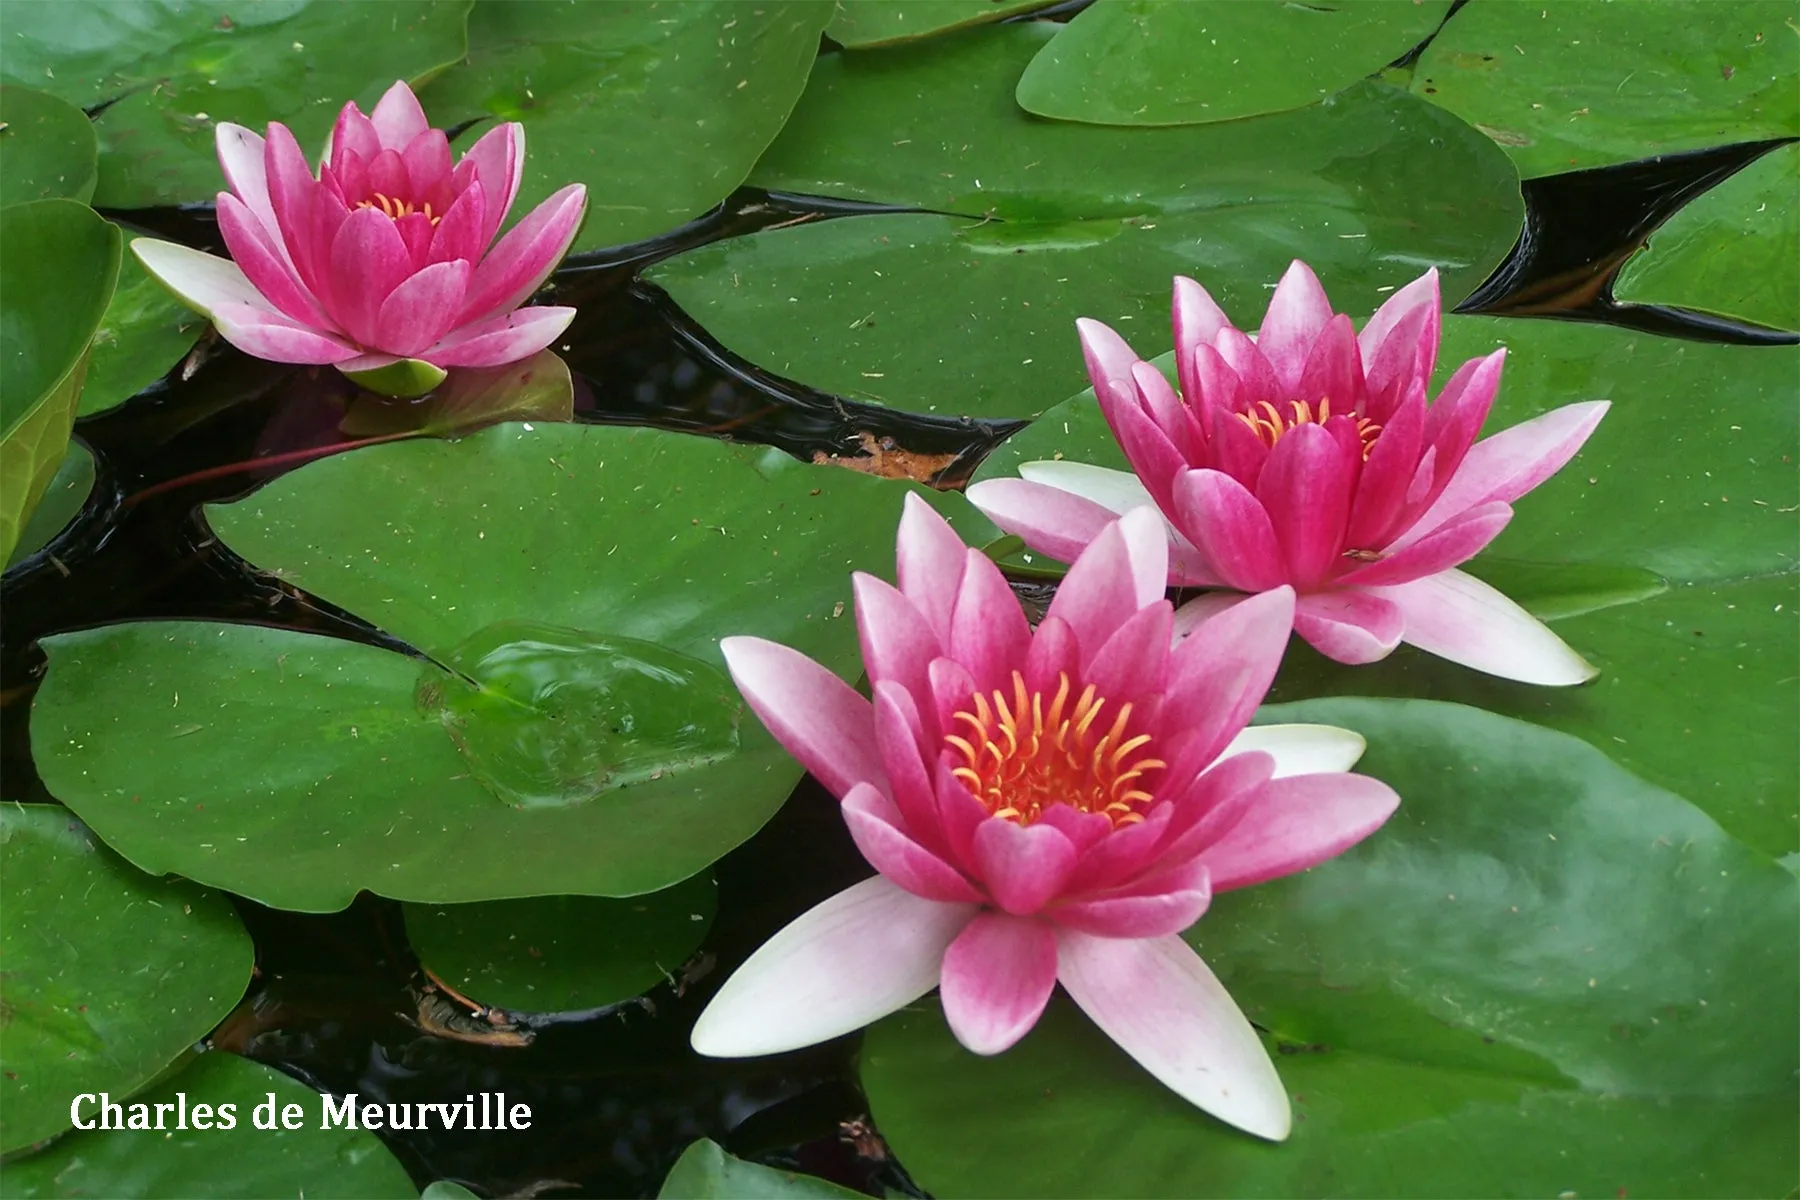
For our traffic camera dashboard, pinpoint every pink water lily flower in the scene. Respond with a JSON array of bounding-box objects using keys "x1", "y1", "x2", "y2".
[
  {"x1": 967, "y1": 262, "x2": 1610, "y2": 685},
  {"x1": 131, "y1": 80, "x2": 587, "y2": 396},
  {"x1": 691, "y1": 495, "x2": 1399, "y2": 1140}
]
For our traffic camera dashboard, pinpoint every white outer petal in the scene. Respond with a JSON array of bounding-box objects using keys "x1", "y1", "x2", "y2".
[
  {"x1": 691, "y1": 876, "x2": 976, "y2": 1058},
  {"x1": 1219, "y1": 723, "x2": 1367, "y2": 778},
  {"x1": 1056, "y1": 930, "x2": 1292, "y2": 1141},
  {"x1": 1373, "y1": 568, "x2": 1598, "y2": 686},
  {"x1": 1018, "y1": 460, "x2": 1158, "y2": 516},
  {"x1": 131, "y1": 239, "x2": 275, "y2": 318}
]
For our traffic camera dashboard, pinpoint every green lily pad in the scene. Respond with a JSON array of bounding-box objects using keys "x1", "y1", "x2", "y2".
[
  {"x1": 862, "y1": 699, "x2": 1799, "y2": 1198},
  {"x1": 1615, "y1": 142, "x2": 1799, "y2": 332},
  {"x1": 1015, "y1": 0, "x2": 1452, "y2": 127},
  {"x1": 5, "y1": 440, "x2": 95, "y2": 569},
  {"x1": 0, "y1": 85, "x2": 97, "y2": 205},
  {"x1": 404, "y1": 873, "x2": 716, "y2": 1014},
  {"x1": 421, "y1": 1185, "x2": 480, "y2": 1200},
  {"x1": 1412, "y1": 0, "x2": 1800, "y2": 177},
  {"x1": 658, "y1": 1139, "x2": 865, "y2": 1199},
  {"x1": 1, "y1": 197, "x2": 119, "y2": 562},
  {"x1": 974, "y1": 318, "x2": 1799, "y2": 855},
  {"x1": 825, "y1": 0, "x2": 1061, "y2": 49},
  {"x1": 0, "y1": 804, "x2": 253, "y2": 1155},
  {"x1": 653, "y1": 26, "x2": 1520, "y2": 418},
  {"x1": 0, "y1": 1, "x2": 471, "y2": 208},
  {"x1": 31, "y1": 423, "x2": 959, "y2": 911},
  {"x1": 419, "y1": 1, "x2": 828, "y2": 252},
  {"x1": 80, "y1": 234, "x2": 208, "y2": 416},
  {"x1": 0, "y1": 1051, "x2": 415, "y2": 1198},
  {"x1": 337, "y1": 349, "x2": 574, "y2": 439}
]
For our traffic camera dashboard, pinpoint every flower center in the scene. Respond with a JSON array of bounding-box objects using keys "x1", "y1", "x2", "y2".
[
  {"x1": 1236, "y1": 397, "x2": 1381, "y2": 459},
  {"x1": 945, "y1": 671, "x2": 1165, "y2": 829},
  {"x1": 357, "y1": 192, "x2": 441, "y2": 226}
]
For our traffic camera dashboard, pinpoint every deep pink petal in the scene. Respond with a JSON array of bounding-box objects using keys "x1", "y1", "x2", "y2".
[
  {"x1": 1421, "y1": 349, "x2": 1507, "y2": 496},
  {"x1": 1373, "y1": 568, "x2": 1598, "y2": 685},
  {"x1": 1034, "y1": 804, "x2": 1114, "y2": 855},
  {"x1": 1214, "y1": 326, "x2": 1280, "y2": 405},
  {"x1": 1096, "y1": 376, "x2": 1190, "y2": 515},
  {"x1": 367, "y1": 147, "x2": 409, "y2": 200},
  {"x1": 395, "y1": 211, "x2": 437, "y2": 268},
  {"x1": 1400, "y1": 401, "x2": 1611, "y2": 546},
  {"x1": 1023, "y1": 614, "x2": 1080, "y2": 697},
  {"x1": 965, "y1": 477, "x2": 1118, "y2": 570},
  {"x1": 720, "y1": 636, "x2": 884, "y2": 799},
  {"x1": 1150, "y1": 750, "x2": 1275, "y2": 868},
  {"x1": 1344, "y1": 385, "x2": 1426, "y2": 549},
  {"x1": 454, "y1": 121, "x2": 525, "y2": 246},
  {"x1": 1056, "y1": 932, "x2": 1291, "y2": 1140},
  {"x1": 691, "y1": 876, "x2": 976, "y2": 1057},
  {"x1": 1065, "y1": 803, "x2": 1174, "y2": 895},
  {"x1": 1157, "y1": 587, "x2": 1296, "y2": 785},
  {"x1": 214, "y1": 193, "x2": 328, "y2": 326},
  {"x1": 369, "y1": 79, "x2": 431, "y2": 150},
  {"x1": 933, "y1": 750, "x2": 989, "y2": 870},
  {"x1": 853, "y1": 572, "x2": 942, "y2": 703},
  {"x1": 894, "y1": 492, "x2": 968, "y2": 644},
  {"x1": 940, "y1": 913, "x2": 1059, "y2": 1054},
  {"x1": 1131, "y1": 359, "x2": 1202, "y2": 461},
  {"x1": 327, "y1": 206, "x2": 414, "y2": 345},
  {"x1": 842, "y1": 785, "x2": 984, "y2": 904},
  {"x1": 422, "y1": 306, "x2": 575, "y2": 368},
  {"x1": 1172, "y1": 274, "x2": 1233, "y2": 405},
  {"x1": 927, "y1": 658, "x2": 979, "y2": 752},
  {"x1": 428, "y1": 180, "x2": 489, "y2": 266},
  {"x1": 1043, "y1": 510, "x2": 1166, "y2": 657},
  {"x1": 1171, "y1": 469, "x2": 1288, "y2": 592},
  {"x1": 1291, "y1": 590, "x2": 1404, "y2": 664},
  {"x1": 263, "y1": 122, "x2": 326, "y2": 290},
  {"x1": 401, "y1": 128, "x2": 453, "y2": 196},
  {"x1": 1256, "y1": 260, "x2": 1334, "y2": 391},
  {"x1": 1341, "y1": 501, "x2": 1511, "y2": 587},
  {"x1": 209, "y1": 300, "x2": 361, "y2": 364},
  {"x1": 948, "y1": 549, "x2": 1032, "y2": 697},
  {"x1": 1358, "y1": 268, "x2": 1439, "y2": 409},
  {"x1": 1084, "y1": 602, "x2": 1172, "y2": 708},
  {"x1": 1076, "y1": 316, "x2": 1141, "y2": 391},
  {"x1": 873, "y1": 681, "x2": 945, "y2": 849},
  {"x1": 327, "y1": 102, "x2": 381, "y2": 175},
  {"x1": 458, "y1": 183, "x2": 587, "y2": 323},
  {"x1": 973, "y1": 818, "x2": 1077, "y2": 915},
  {"x1": 1256, "y1": 423, "x2": 1355, "y2": 588},
  {"x1": 374, "y1": 258, "x2": 471, "y2": 356},
  {"x1": 1199, "y1": 772, "x2": 1400, "y2": 892},
  {"x1": 1053, "y1": 865, "x2": 1210, "y2": 939}
]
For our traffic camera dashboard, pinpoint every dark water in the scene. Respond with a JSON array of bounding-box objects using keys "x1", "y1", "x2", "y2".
[{"x1": 0, "y1": 108, "x2": 1791, "y2": 1199}]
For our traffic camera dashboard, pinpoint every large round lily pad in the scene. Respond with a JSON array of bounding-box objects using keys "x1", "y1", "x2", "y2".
[
  {"x1": 0, "y1": 805, "x2": 253, "y2": 1155},
  {"x1": 1615, "y1": 142, "x2": 1798, "y2": 332},
  {"x1": 0, "y1": 1051, "x2": 415, "y2": 1198},
  {"x1": 31, "y1": 423, "x2": 961, "y2": 911},
  {"x1": 0, "y1": 85, "x2": 98, "y2": 205},
  {"x1": 1, "y1": 197, "x2": 119, "y2": 563},
  {"x1": 651, "y1": 24, "x2": 1521, "y2": 419},
  {"x1": 0, "y1": 0, "x2": 471, "y2": 208},
  {"x1": 1412, "y1": 0, "x2": 1800, "y2": 177},
  {"x1": 862, "y1": 699, "x2": 1799, "y2": 1198},
  {"x1": 975, "y1": 318, "x2": 1799, "y2": 856},
  {"x1": 1015, "y1": 0, "x2": 1452, "y2": 127},
  {"x1": 419, "y1": 0, "x2": 828, "y2": 251},
  {"x1": 404, "y1": 873, "x2": 717, "y2": 1013}
]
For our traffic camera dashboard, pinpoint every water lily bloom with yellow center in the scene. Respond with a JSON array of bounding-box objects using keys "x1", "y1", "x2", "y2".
[
  {"x1": 967, "y1": 262, "x2": 1610, "y2": 685},
  {"x1": 131, "y1": 81, "x2": 587, "y2": 396},
  {"x1": 691, "y1": 495, "x2": 1399, "y2": 1140}
]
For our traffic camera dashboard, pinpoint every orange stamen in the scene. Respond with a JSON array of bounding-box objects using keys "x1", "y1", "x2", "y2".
[
  {"x1": 356, "y1": 192, "x2": 441, "y2": 226},
  {"x1": 1236, "y1": 396, "x2": 1381, "y2": 459}
]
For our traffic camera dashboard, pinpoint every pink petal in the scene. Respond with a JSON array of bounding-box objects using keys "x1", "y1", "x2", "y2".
[
  {"x1": 1158, "y1": 586, "x2": 1296, "y2": 784},
  {"x1": 209, "y1": 300, "x2": 361, "y2": 365},
  {"x1": 927, "y1": 658, "x2": 980, "y2": 754},
  {"x1": 1056, "y1": 932, "x2": 1291, "y2": 1140},
  {"x1": 1042, "y1": 510, "x2": 1166, "y2": 656},
  {"x1": 1076, "y1": 316, "x2": 1141, "y2": 391},
  {"x1": 1255, "y1": 260, "x2": 1334, "y2": 392},
  {"x1": 842, "y1": 785, "x2": 984, "y2": 904},
  {"x1": 1151, "y1": 750, "x2": 1276, "y2": 867},
  {"x1": 326, "y1": 102, "x2": 381, "y2": 176},
  {"x1": 973, "y1": 818, "x2": 1077, "y2": 915},
  {"x1": 1343, "y1": 385, "x2": 1426, "y2": 549},
  {"x1": 216, "y1": 194, "x2": 330, "y2": 325},
  {"x1": 1083, "y1": 602, "x2": 1172, "y2": 707},
  {"x1": 374, "y1": 258, "x2": 471, "y2": 356},
  {"x1": 1373, "y1": 568, "x2": 1598, "y2": 685},
  {"x1": 422, "y1": 306, "x2": 575, "y2": 368},
  {"x1": 459, "y1": 183, "x2": 587, "y2": 324},
  {"x1": 263, "y1": 122, "x2": 327, "y2": 292},
  {"x1": 215, "y1": 123, "x2": 285, "y2": 251},
  {"x1": 948, "y1": 549, "x2": 1032, "y2": 697},
  {"x1": 1130, "y1": 360, "x2": 1201, "y2": 461},
  {"x1": 453, "y1": 121, "x2": 525, "y2": 247},
  {"x1": 873, "y1": 681, "x2": 945, "y2": 851},
  {"x1": 1034, "y1": 804, "x2": 1114, "y2": 855},
  {"x1": 1294, "y1": 313, "x2": 1366, "y2": 419},
  {"x1": 1065, "y1": 803, "x2": 1175, "y2": 895},
  {"x1": 327, "y1": 206, "x2": 414, "y2": 345},
  {"x1": 1215, "y1": 326, "x2": 1280, "y2": 405},
  {"x1": 429, "y1": 180, "x2": 489, "y2": 266},
  {"x1": 1097, "y1": 375, "x2": 1189, "y2": 515},
  {"x1": 1023, "y1": 614, "x2": 1079, "y2": 696},
  {"x1": 853, "y1": 572, "x2": 942, "y2": 702},
  {"x1": 401, "y1": 128, "x2": 453, "y2": 196},
  {"x1": 367, "y1": 148, "x2": 409, "y2": 200},
  {"x1": 940, "y1": 913, "x2": 1059, "y2": 1054},
  {"x1": 1053, "y1": 863, "x2": 1211, "y2": 938},
  {"x1": 965, "y1": 477, "x2": 1117, "y2": 569},
  {"x1": 1256, "y1": 422, "x2": 1355, "y2": 588},
  {"x1": 369, "y1": 79, "x2": 431, "y2": 150},
  {"x1": 1172, "y1": 274, "x2": 1233, "y2": 404},
  {"x1": 720, "y1": 636, "x2": 884, "y2": 799},
  {"x1": 1291, "y1": 590, "x2": 1404, "y2": 664},
  {"x1": 1170, "y1": 590, "x2": 1250, "y2": 642},
  {"x1": 1199, "y1": 772, "x2": 1400, "y2": 891},
  {"x1": 933, "y1": 750, "x2": 990, "y2": 870},
  {"x1": 1341, "y1": 500, "x2": 1511, "y2": 587},
  {"x1": 690, "y1": 876, "x2": 976, "y2": 1057},
  {"x1": 1400, "y1": 401, "x2": 1611, "y2": 546},
  {"x1": 1172, "y1": 469, "x2": 1288, "y2": 593},
  {"x1": 895, "y1": 492, "x2": 967, "y2": 644},
  {"x1": 1421, "y1": 348, "x2": 1507, "y2": 496},
  {"x1": 1358, "y1": 268, "x2": 1440, "y2": 407},
  {"x1": 1219, "y1": 723, "x2": 1366, "y2": 779}
]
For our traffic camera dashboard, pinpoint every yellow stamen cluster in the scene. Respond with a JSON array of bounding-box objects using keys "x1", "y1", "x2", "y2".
[
  {"x1": 1236, "y1": 397, "x2": 1381, "y2": 459},
  {"x1": 946, "y1": 670, "x2": 1164, "y2": 830},
  {"x1": 357, "y1": 192, "x2": 441, "y2": 226}
]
